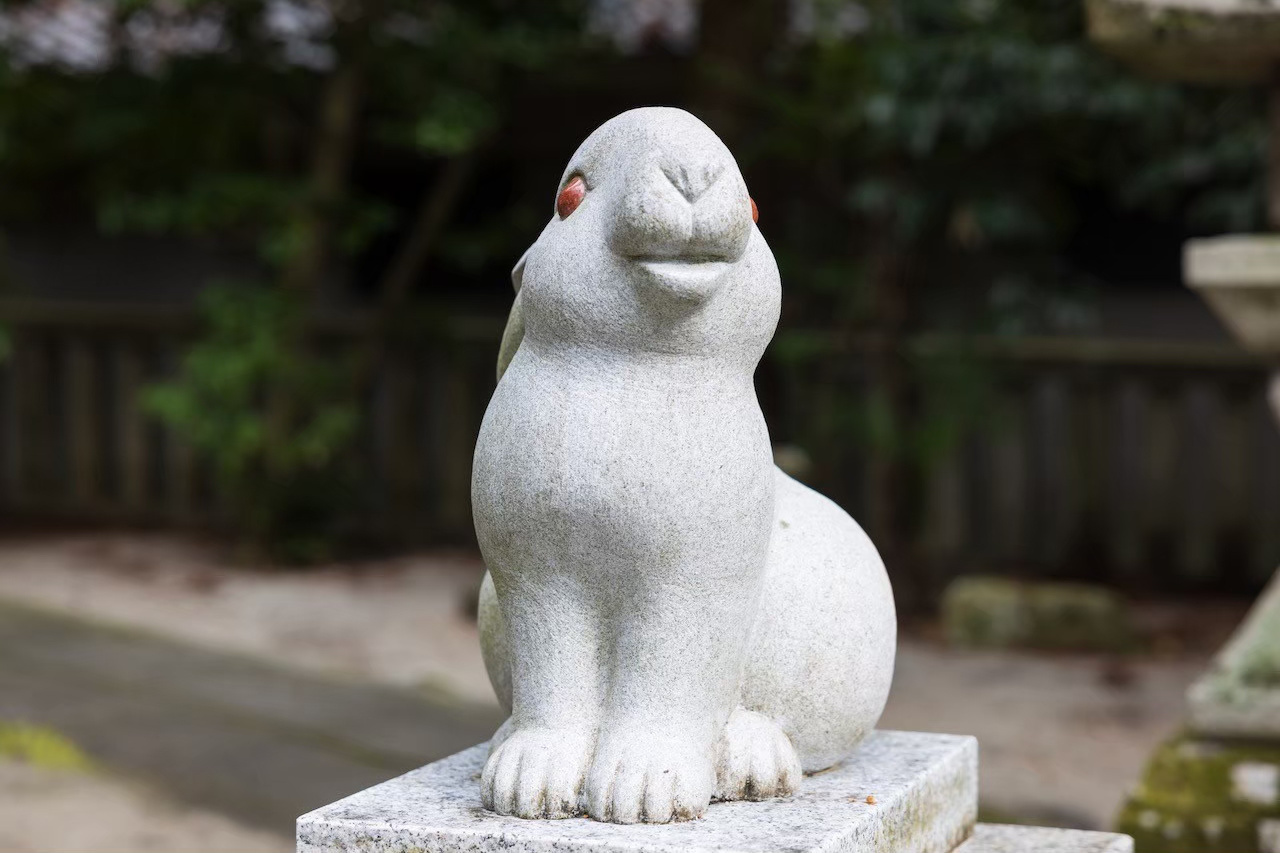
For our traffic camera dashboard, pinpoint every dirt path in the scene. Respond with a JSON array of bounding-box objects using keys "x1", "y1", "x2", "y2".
[
  {"x1": 0, "y1": 760, "x2": 291, "y2": 853},
  {"x1": 0, "y1": 600, "x2": 503, "y2": 839},
  {"x1": 883, "y1": 643, "x2": 1205, "y2": 828},
  {"x1": 0, "y1": 533, "x2": 1242, "y2": 833},
  {"x1": 0, "y1": 533, "x2": 494, "y2": 702}
]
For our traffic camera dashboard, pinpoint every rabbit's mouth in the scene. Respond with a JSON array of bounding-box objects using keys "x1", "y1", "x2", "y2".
[{"x1": 633, "y1": 256, "x2": 731, "y2": 302}]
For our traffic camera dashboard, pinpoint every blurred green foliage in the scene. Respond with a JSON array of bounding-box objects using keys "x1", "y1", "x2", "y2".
[
  {"x1": 0, "y1": 0, "x2": 1264, "y2": 564},
  {"x1": 146, "y1": 285, "x2": 360, "y2": 562},
  {"x1": 743, "y1": 0, "x2": 1262, "y2": 534},
  {"x1": 755, "y1": 0, "x2": 1262, "y2": 321},
  {"x1": 0, "y1": 0, "x2": 585, "y2": 265},
  {"x1": 0, "y1": 0, "x2": 587, "y2": 559}
]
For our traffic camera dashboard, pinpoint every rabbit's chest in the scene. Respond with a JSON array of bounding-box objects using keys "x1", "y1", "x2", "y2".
[{"x1": 473, "y1": 358, "x2": 772, "y2": 545}]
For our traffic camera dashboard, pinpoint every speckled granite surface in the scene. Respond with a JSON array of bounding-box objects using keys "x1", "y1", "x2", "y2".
[
  {"x1": 474, "y1": 106, "x2": 896, "y2": 823},
  {"x1": 296, "y1": 730, "x2": 977, "y2": 853},
  {"x1": 957, "y1": 824, "x2": 1133, "y2": 853}
]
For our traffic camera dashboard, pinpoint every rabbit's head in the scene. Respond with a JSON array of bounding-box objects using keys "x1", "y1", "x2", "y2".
[{"x1": 505, "y1": 107, "x2": 780, "y2": 371}]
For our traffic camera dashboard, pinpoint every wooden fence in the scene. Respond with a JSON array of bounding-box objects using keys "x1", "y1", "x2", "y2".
[
  {"x1": 1, "y1": 299, "x2": 1277, "y2": 594},
  {"x1": 766, "y1": 334, "x2": 1280, "y2": 596},
  {"x1": 0, "y1": 300, "x2": 500, "y2": 545}
]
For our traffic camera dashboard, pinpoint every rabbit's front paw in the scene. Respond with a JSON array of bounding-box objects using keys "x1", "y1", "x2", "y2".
[
  {"x1": 482, "y1": 727, "x2": 593, "y2": 819},
  {"x1": 585, "y1": 729, "x2": 715, "y2": 824}
]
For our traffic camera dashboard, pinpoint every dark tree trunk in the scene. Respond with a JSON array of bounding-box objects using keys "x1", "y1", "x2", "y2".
[{"x1": 284, "y1": 61, "x2": 365, "y2": 294}]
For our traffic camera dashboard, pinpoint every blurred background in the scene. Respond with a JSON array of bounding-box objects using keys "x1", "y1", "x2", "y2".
[{"x1": 0, "y1": 0, "x2": 1276, "y2": 851}]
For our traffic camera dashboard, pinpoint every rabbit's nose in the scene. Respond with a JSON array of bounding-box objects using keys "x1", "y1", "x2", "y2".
[
  {"x1": 609, "y1": 152, "x2": 751, "y2": 263},
  {"x1": 661, "y1": 160, "x2": 724, "y2": 204}
]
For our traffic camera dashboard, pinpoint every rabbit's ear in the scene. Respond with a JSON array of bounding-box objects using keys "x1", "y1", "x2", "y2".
[
  {"x1": 496, "y1": 290, "x2": 524, "y2": 382},
  {"x1": 511, "y1": 248, "x2": 530, "y2": 293}
]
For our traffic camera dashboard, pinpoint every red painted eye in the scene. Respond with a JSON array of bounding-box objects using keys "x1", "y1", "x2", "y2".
[
  {"x1": 750, "y1": 197, "x2": 758, "y2": 224},
  {"x1": 557, "y1": 175, "x2": 586, "y2": 219}
]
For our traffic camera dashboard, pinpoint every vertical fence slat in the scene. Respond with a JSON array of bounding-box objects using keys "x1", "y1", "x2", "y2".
[
  {"x1": 1072, "y1": 376, "x2": 1108, "y2": 576},
  {"x1": 1142, "y1": 386, "x2": 1179, "y2": 579},
  {"x1": 1256, "y1": 398, "x2": 1280, "y2": 580},
  {"x1": 1109, "y1": 379, "x2": 1145, "y2": 581},
  {"x1": 423, "y1": 344, "x2": 475, "y2": 539},
  {"x1": 9, "y1": 332, "x2": 27, "y2": 505},
  {"x1": 1030, "y1": 375, "x2": 1072, "y2": 569},
  {"x1": 65, "y1": 336, "x2": 98, "y2": 507},
  {"x1": 988, "y1": 388, "x2": 1028, "y2": 566},
  {"x1": 1177, "y1": 383, "x2": 1217, "y2": 584},
  {"x1": 385, "y1": 353, "x2": 422, "y2": 536},
  {"x1": 367, "y1": 358, "x2": 392, "y2": 520},
  {"x1": 115, "y1": 341, "x2": 148, "y2": 514},
  {"x1": 15, "y1": 333, "x2": 55, "y2": 505},
  {"x1": 452, "y1": 347, "x2": 487, "y2": 540},
  {"x1": 441, "y1": 353, "x2": 469, "y2": 534},
  {"x1": 921, "y1": 441, "x2": 965, "y2": 563},
  {"x1": 420, "y1": 346, "x2": 444, "y2": 534},
  {"x1": 1218, "y1": 388, "x2": 1254, "y2": 576},
  {"x1": 161, "y1": 342, "x2": 194, "y2": 520}
]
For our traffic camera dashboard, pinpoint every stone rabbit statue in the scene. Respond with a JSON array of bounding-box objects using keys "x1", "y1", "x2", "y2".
[{"x1": 472, "y1": 107, "x2": 896, "y2": 825}]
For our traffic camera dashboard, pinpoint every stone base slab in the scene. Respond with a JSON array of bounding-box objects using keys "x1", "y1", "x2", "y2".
[
  {"x1": 958, "y1": 824, "x2": 1133, "y2": 853},
  {"x1": 297, "y1": 730, "x2": 977, "y2": 853}
]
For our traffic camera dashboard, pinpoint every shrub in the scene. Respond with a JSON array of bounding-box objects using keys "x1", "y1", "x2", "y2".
[{"x1": 146, "y1": 284, "x2": 361, "y2": 563}]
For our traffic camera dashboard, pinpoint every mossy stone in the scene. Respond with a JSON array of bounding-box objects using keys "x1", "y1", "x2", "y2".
[
  {"x1": 942, "y1": 576, "x2": 1134, "y2": 653},
  {"x1": 1117, "y1": 733, "x2": 1280, "y2": 852}
]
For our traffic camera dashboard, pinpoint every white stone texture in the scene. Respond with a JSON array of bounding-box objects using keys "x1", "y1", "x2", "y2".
[
  {"x1": 1232, "y1": 761, "x2": 1280, "y2": 806},
  {"x1": 1085, "y1": 0, "x2": 1280, "y2": 83},
  {"x1": 1180, "y1": 238, "x2": 1280, "y2": 738},
  {"x1": 472, "y1": 107, "x2": 895, "y2": 823},
  {"x1": 296, "y1": 731, "x2": 976, "y2": 853},
  {"x1": 1189, "y1": 571, "x2": 1280, "y2": 737},
  {"x1": 955, "y1": 824, "x2": 1133, "y2": 853}
]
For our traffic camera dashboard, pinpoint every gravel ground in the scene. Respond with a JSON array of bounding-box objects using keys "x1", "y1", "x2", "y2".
[
  {"x1": 0, "y1": 533, "x2": 495, "y2": 703},
  {"x1": 0, "y1": 532, "x2": 1250, "y2": 833},
  {"x1": 884, "y1": 643, "x2": 1205, "y2": 828}
]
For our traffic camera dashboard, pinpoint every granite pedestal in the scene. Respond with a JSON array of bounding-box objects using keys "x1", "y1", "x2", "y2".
[
  {"x1": 299, "y1": 730, "x2": 977, "y2": 853},
  {"x1": 299, "y1": 730, "x2": 1134, "y2": 853},
  {"x1": 958, "y1": 824, "x2": 1133, "y2": 853}
]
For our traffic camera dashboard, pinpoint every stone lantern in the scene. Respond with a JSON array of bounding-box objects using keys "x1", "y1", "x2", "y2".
[
  {"x1": 1088, "y1": 2, "x2": 1280, "y2": 849},
  {"x1": 1087, "y1": 0, "x2": 1280, "y2": 442},
  {"x1": 1186, "y1": 236, "x2": 1280, "y2": 427}
]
